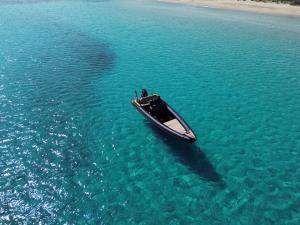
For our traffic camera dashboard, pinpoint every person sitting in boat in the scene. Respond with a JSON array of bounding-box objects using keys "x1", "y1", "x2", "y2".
[
  {"x1": 149, "y1": 98, "x2": 169, "y2": 121},
  {"x1": 141, "y1": 89, "x2": 148, "y2": 98}
]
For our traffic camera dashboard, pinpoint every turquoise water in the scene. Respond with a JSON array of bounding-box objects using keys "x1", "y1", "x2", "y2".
[{"x1": 1, "y1": 0, "x2": 300, "y2": 224}]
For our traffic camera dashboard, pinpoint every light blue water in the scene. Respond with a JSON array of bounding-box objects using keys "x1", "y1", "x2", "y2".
[{"x1": 1, "y1": 0, "x2": 300, "y2": 224}]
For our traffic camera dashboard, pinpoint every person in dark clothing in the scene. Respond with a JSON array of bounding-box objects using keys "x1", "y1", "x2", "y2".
[
  {"x1": 141, "y1": 89, "x2": 148, "y2": 98},
  {"x1": 149, "y1": 98, "x2": 170, "y2": 122}
]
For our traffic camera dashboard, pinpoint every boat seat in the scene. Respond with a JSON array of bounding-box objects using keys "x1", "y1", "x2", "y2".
[
  {"x1": 164, "y1": 119, "x2": 186, "y2": 134},
  {"x1": 139, "y1": 94, "x2": 160, "y2": 106}
]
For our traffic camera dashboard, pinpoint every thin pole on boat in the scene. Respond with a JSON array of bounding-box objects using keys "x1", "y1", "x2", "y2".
[{"x1": 135, "y1": 90, "x2": 138, "y2": 100}]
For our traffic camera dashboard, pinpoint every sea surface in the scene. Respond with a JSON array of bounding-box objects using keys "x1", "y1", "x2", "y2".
[{"x1": 0, "y1": 0, "x2": 300, "y2": 224}]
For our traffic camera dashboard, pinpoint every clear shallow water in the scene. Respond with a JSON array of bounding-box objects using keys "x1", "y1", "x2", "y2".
[{"x1": 0, "y1": 0, "x2": 300, "y2": 224}]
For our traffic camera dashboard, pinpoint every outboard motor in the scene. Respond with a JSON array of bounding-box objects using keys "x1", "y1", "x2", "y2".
[{"x1": 141, "y1": 89, "x2": 148, "y2": 98}]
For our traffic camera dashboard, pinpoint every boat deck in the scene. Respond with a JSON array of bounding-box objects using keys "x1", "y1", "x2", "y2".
[{"x1": 164, "y1": 119, "x2": 186, "y2": 134}]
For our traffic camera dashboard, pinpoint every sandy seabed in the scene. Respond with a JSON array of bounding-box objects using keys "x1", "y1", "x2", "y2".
[{"x1": 159, "y1": 0, "x2": 300, "y2": 16}]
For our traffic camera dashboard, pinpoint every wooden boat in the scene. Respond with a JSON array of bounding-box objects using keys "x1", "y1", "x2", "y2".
[{"x1": 132, "y1": 90, "x2": 196, "y2": 143}]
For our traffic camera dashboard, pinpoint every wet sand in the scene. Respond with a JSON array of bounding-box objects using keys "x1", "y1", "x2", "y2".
[{"x1": 159, "y1": 0, "x2": 300, "y2": 17}]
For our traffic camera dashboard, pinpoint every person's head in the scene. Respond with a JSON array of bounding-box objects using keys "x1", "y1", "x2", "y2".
[{"x1": 141, "y1": 89, "x2": 148, "y2": 97}]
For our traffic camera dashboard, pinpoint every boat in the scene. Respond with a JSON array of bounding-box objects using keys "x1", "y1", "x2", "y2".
[{"x1": 131, "y1": 89, "x2": 196, "y2": 143}]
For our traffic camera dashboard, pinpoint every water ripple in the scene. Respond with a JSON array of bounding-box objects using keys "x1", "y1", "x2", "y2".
[{"x1": 0, "y1": 18, "x2": 114, "y2": 223}]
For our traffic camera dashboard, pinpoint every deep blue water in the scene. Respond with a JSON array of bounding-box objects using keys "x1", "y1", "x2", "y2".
[{"x1": 0, "y1": 0, "x2": 300, "y2": 224}]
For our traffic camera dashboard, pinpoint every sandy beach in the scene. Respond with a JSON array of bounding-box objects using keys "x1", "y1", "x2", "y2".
[{"x1": 159, "y1": 0, "x2": 300, "y2": 16}]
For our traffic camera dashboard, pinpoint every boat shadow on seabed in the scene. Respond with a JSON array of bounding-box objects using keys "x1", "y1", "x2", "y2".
[{"x1": 147, "y1": 123, "x2": 225, "y2": 187}]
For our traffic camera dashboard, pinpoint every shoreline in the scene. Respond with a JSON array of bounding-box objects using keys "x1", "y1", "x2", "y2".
[{"x1": 159, "y1": 0, "x2": 300, "y2": 17}]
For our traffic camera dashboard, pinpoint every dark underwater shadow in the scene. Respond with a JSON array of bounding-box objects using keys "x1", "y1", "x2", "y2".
[
  {"x1": 0, "y1": 18, "x2": 115, "y2": 223},
  {"x1": 146, "y1": 123, "x2": 225, "y2": 187}
]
